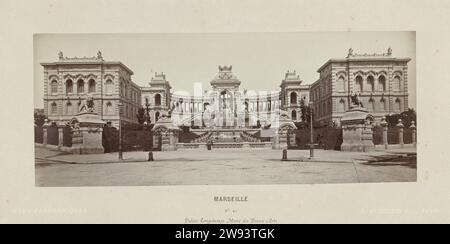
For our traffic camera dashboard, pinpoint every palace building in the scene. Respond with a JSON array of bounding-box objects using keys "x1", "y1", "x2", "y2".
[
  {"x1": 41, "y1": 48, "x2": 411, "y2": 131},
  {"x1": 279, "y1": 70, "x2": 310, "y2": 122},
  {"x1": 141, "y1": 66, "x2": 310, "y2": 129},
  {"x1": 41, "y1": 51, "x2": 142, "y2": 127},
  {"x1": 310, "y1": 48, "x2": 411, "y2": 126}
]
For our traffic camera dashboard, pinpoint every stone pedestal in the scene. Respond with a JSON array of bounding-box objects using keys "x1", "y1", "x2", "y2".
[
  {"x1": 340, "y1": 107, "x2": 375, "y2": 152},
  {"x1": 271, "y1": 110, "x2": 297, "y2": 150},
  {"x1": 380, "y1": 116, "x2": 388, "y2": 149},
  {"x1": 42, "y1": 119, "x2": 49, "y2": 146},
  {"x1": 272, "y1": 129, "x2": 293, "y2": 150},
  {"x1": 410, "y1": 121, "x2": 416, "y2": 148},
  {"x1": 288, "y1": 131, "x2": 297, "y2": 147},
  {"x1": 153, "y1": 134, "x2": 160, "y2": 150},
  {"x1": 57, "y1": 122, "x2": 65, "y2": 149},
  {"x1": 160, "y1": 131, "x2": 179, "y2": 151},
  {"x1": 272, "y1": 133, "x2": 280, "y2": 150},
  {"x1": 69, "y1": 112, "x2": 105, "y2": 154},
  {"x1": 152, "y1": 115, "x2": 180, "y2": 151},
  {"x1": 397, "y1": 119, "x2": 404, "y2": 148},
  {"x1": 278, "y1": 130, "x2": 289, "y2": 150}
]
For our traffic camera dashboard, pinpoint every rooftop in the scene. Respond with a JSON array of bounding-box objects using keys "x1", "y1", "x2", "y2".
[
  {"x1": 40, "y1": 51, "x2": 134, "y2": 75},
  {"x1": 317, "y1": 48, "x2": 411, "y2": 72},
  {"x1": 210, "y1": 65, "x2": 241, "y2": 86}
]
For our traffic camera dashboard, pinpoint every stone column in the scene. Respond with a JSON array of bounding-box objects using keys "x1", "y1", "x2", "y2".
[
  {"x1": 288, "y1": 130, "x2": 297, "y2": 147},
  {"x1": 380, "y1": 116, "x2": 388, "y2": 149},
  {"x1": 57, "y1": 122, "x2": 64, "y2": 149},
  {"x1": 168, "y1": 131, "x2": 174, "y2": 150},
  {"x1": 272, "y1": 133, "x2": 280, "y2": 150},
  {"x1": 172, "y1": 131, "x2": 179, "y2": 150},
  {"x1": 410, "y1": 121, "x2": 416, "y2": 148},
  {"x1": 397, "y1": 119, "x2": 404, "y2": 148},
  {"x1": 42, "y1": 119, "x2": 49, "y2": 146},
  {"x1": 153, "y1": 134, "x2": 159, "y2": 149},
  {"x1": 278, "y1": 130, "x2": 288, "y2": 150}
]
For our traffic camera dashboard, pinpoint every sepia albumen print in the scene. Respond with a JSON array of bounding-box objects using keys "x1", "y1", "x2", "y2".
[{"x1": 34, "y1": 32, "x2": 416, "y2": 187}]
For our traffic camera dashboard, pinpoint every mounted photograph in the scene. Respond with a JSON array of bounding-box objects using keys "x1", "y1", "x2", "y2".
[{"x1": 34, "y1": 32, "x2": 417, "y2": 187}]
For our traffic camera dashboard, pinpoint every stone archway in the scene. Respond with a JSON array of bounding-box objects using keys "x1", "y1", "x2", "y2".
[{"x1": 152, "y1": 115, "x2": 180, "y2": 151}]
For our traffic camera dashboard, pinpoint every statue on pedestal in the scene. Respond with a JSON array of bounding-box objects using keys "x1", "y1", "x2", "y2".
[
  {"x1": 97, "y1": 50, "x2": 103, "y2": 59},
  {"x1": 79, "y1": 95, "x2": 95, "y2": 113},
  {"x1": 347, "y1": 48, "x2": 354, "y2": 58},
  {"x1": 350, "y1": 91, "x2": 364, "y2": 108},
  {"x1": 69, "y1": 96, "x2": 105, "y2": 154},
  {"x1": 387, "y1": 47, "x2": 392, "y2": 56},
  {"x1": 341, "y1": 91, "x2": 374, "y2": 152},
  {"x1": 58, "y1": 51, "x2": 64, "y2": 60}
]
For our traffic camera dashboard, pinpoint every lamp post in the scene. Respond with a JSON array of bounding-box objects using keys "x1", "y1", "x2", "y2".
[
  {"x1": 309, "y1": 102, "x2": 315, "y2": 159},
  {"x1": 118, "y1": 102, "x2": 123, "y2": 160},
  {"x1": 380, "y1": 116, "x2": 388, "y2": 150}
]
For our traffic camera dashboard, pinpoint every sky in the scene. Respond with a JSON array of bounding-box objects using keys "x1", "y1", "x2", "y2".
[{"x1": 34, "y1": 32, "x2": 416, "y2": 108}]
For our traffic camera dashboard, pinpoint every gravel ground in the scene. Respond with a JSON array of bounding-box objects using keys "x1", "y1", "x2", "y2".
[{"x1": 35, "y1": 146, "x2": 417, "y2": 187}]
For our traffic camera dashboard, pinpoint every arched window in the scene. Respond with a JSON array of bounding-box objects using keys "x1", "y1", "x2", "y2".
[
  {"x1": 77, "y1": 79, "x2": 84, "y2": 94},
  {"x1": 291, "y1": 110, "x2": 297, "y2": 121},
  {"x1": 88, "y1": 79, "x2": 96, "y2": 93},
  {"x1": 66, "y1": 79, "x2": 73, "y2": 94},
  {"x1": 66, "y1": 102, "x2": 72, "y2": 115},
  {"x1": 50, "y1": 80, "x2": 58, "y2": 94},
  {"x1": 367, "y1": 75, "x2": 375, "y2": 92},
  {"x1": 339, "y1": 99, "x2": 346, "y2": 112},
  {"x1": 51, "y1": 102, "x2": 57, "y2": 114},
  {"x1": 355, "y1": 75, "x2": 363, "y2": 92},
  {"x1": 369, "y1": 99, "x2": 375, "y2": 112},
  {"x1": 105, "y1": 79, "x2": 113, "y2": 94},
  {"x1": 105, "y1": 102, "x2": 113, "y2": 115},
  {"x1": 393, "y1": 76, "x2": 401, "y2": 91},
  {"x1": 155, "y1": 94, "x2": 162, "y2": 106},
  {"x1": 290, "y1": 92, "x2": 297, "y2": 105},
  {"x1": 378, "y1": 75, "x2": 386, "y2": 92},
  {"x1": 395, "y1": 98, "x2": 402, "y2": 111},
  {"x1": 155, "y1": 112, "x2": 160, "y2": 122},
  {"x1": 380, "y1": 98, "x2": 387, "y2": 111},
  {"x1": 337, "y1": 76, "x2": 345, "y2": 92}
]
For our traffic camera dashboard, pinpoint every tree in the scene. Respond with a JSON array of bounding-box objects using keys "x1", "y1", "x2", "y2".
[
  {"x1": 136, "y1": 106, "x2": 146, "y2": 125},
  {"x1": 385, "y1": 108, "x2": 417, "y2": 127},
  {"x1": 300, "y1": 98, "x2": 312, "y2": 127},
  {"x1": 144, "y1": 97, "x2": 151, "y2": 124},
  {"x1": 34, "y1": 112, "x2": 47, "y2": 127}
]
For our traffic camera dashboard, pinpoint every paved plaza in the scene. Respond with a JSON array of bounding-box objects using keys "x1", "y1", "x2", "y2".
[{"x1": 35, "y1": 145, "x2": 416, "y2": 187}]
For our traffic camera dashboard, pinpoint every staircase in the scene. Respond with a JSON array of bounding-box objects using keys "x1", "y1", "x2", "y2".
[
  {"x1": 240, "y1": 131, "x2": 261, "y2": 142},
  {"x1": 176, "y1": 112, "x2": 204, "y2": 126},
  {"x1": 191, "y1": 132, "x2": 213, "y2": 143}
]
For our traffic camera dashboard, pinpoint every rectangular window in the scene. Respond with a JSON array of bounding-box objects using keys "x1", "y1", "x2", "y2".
[{"x1": 51, "y1": 104, "x2": 57, "y2": 114}]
